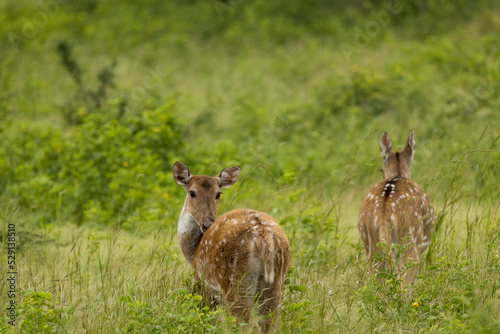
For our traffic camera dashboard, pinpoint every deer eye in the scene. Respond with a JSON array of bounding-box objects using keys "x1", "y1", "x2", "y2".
[
  {"x1": 189, "y1": 191, "x2": 196, "y2": 198},
  {"x1": 216, "y1": 192, "x2": 222, "y2": 199}
]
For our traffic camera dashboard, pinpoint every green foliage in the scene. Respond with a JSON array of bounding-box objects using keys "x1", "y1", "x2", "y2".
[
  {"x1": 121, "y1": 291, "x2": 243, "y2": 333},
  {"x1": 14, "y1": 291, "x2": 69, "y2": 334},
  {"x1": 4, "y1": 103, "x2": 183, "y2": 225},
  {"x1": 0, "y1": 0, "x2": 499, "y2": 333}
]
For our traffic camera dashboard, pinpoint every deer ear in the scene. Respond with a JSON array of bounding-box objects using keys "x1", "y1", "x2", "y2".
[
  {"x1": 173, "y1": 161, "x2": 191, "y2": 187},
  {"x1": 380, "y1": 132, "x2": 392, "y2": 158},
  {"x1": 403, "y1": 129, "x2": 415, "y2": 163},
  {"x1": 217, "y1": 166, "x2": 240, "y2": 188}
]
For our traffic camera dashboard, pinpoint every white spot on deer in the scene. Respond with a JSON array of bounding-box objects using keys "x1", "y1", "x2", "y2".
[
  {"x1": 261, "y1": 221, "x2": 268, "y2": 225},
  {"x1": 252, "y1": 225, "x2": 258, "y2": 230},
  {"x1": 391, "y1": 203, "x2": 396, "y2": 207},
  {"x1": 240, "y1": 239, "x2": 245, "y2": 244},
  {"x1": 215, "y1": 257, "x2": 219, "y2": 262},
  {"x1": 420, "y1": 241, "x2": 429, "y2": 248},
  {"x1": 251, "y1": 220, "x2": 256, "y2": 224},
  {"x1": 222, "y1": 239, "x2": 226, "y2": 244},
  {"x1": 374, "y1": 216, "x2": 378, "y2": 228},
  {"x1": 206, "y1": 280, "x2": 221, "y2": 293}
]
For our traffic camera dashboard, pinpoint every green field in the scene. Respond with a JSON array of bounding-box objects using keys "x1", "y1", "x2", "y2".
[{"x1": 1, "y1": 0, "x2": 499, "y2": 332}]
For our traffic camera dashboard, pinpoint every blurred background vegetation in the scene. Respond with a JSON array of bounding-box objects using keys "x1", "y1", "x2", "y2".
[{"x1": 0, "y1": 0, "x2": 499, "y2": 332}]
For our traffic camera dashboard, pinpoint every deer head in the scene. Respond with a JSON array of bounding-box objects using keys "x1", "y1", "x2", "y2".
[
  {"x1": 173, "y1": 161, "x2": 240, "y2": 233},
  {"x1": 380, "y1": 129, "x2": 415, "y2": 180}
]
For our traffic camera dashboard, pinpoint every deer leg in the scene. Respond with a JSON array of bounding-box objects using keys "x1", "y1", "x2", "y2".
[
  {"x1": 223, "y1": 281, "x2": 255, "y2": 328},
  {"x1": 401, "y1": 246, "x2": 420, "y2": 285},
  {"x1": 257, "y1": 279, "x2": 284, "y2": 334}
]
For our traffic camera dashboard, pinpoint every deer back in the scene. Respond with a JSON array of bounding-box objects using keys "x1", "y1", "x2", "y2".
[
  {"x1": 359, "y1": 177, "x2": 434, "y2": 254},
  {"x1": 192, "y1": 209, "x2": 291, "y2": 294}
]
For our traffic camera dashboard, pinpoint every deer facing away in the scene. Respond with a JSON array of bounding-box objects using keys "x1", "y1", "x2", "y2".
[
  {"x1": 173, "y1": 162, "x2": 291, "y2": 333},
  {"x1": 358, "y1": 130, "x2": 435, "y2": 284}
]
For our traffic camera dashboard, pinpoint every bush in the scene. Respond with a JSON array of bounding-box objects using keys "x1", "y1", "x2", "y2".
[
  {"x1": 4, "y1": 102, "x2": 184, "y2": 225},
  {"x1": 15, "y1": 291, "x2": 69, "y2": 334}
]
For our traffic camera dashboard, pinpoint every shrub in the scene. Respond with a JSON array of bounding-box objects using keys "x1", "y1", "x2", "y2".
[
  {"x1": 15, "y1": 291, "x2": 69, "y2": 334},
  {"x1": 4, "y1": 102, "x2": 183, "y2": 225}
]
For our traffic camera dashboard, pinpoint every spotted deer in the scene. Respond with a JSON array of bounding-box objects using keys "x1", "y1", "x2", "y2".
[
  {"x1": 173, "y1": 161, "x2": 291, "y2": 333},
  {"x1": 358, "y1": 130, "x2": 435, "y2": 284}
]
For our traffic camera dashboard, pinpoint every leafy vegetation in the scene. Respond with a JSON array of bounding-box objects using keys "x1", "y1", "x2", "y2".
[{"x1": 1, "y1": 0, "x2": 499, "y2": 332}]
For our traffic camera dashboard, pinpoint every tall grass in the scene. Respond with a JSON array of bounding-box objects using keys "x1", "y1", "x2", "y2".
[{"x1": 1, "y1": 0, "x2": 500, "y2": 332}]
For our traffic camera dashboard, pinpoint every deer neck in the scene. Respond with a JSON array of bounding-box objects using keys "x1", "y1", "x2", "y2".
[{"x1": 177, "y1": 197, "x2": 204, "y2": 265}]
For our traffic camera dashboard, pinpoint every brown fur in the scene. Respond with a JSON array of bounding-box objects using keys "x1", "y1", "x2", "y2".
[
  {"x1": 174, "y1": 162, "x2": 291, "y2": 333},
  {"x1": 194, "y1": 209, "x2": 290, "y2": 332},
  {"x1": 358, "y1": 131, "x2": 435, "y2": 284}
]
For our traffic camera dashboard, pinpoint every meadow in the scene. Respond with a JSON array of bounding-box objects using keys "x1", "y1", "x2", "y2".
[{"x1": 0, "y1": 0, "x2": 499, "y2": 332}]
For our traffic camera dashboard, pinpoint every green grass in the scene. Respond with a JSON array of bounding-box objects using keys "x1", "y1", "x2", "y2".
[{"x1": 1, "y1": 0, "x2": 500, "y2": 332}]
